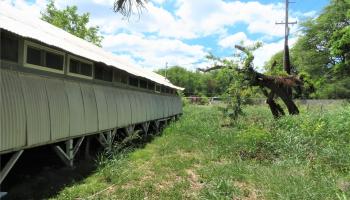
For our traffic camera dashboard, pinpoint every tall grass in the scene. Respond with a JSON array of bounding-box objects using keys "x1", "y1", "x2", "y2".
[{"x1": 53, "y1": 104, "x2": 350, "y2": 200}]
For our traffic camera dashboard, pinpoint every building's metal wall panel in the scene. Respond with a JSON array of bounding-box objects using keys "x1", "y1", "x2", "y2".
[
  {"x1": 175, "y1": 96, "x2": 180, "y2": 114},
  {"x1": 104, "y1": 87, "x2": 118, "y2": 128},
  {"x1": 147, "y1": 94, "x2": 156, "y2": 120},
  {"x1": 94, "y1": 85, "x2": 109, "y2": 131},
  {"x1": 137, "y1": 92, "x2": 147, "y2": 122},
  {"x1": 20, "y1": 74, "x2": 51, "y2": 146},
  {"x1": 156, "y1": 94, "x2": 163, "y2": 119},
  {"x1": 116, "y1": 89, "x2": 132, "y2": 127},
  {"x1": 0, "y1": 70, "x2": 26, "y2": 152},
  {"x1": 146, "y1": 93, "x2": 154, "y2": 121},
  {"x1": 65, "y1": 81, "x2": 85, "y2": 137},
  {"x1": 128, "y1": 91, "x2": 139, "y2": 124},
  {"x1": 162, "y1": 95, "x2": 167, "y2": 117},
  {"x1": 80, "y1": 83, "x2": 98, "y2": 133},
  {"x1": 46, "y1": 78, "x2": 70, "y2": 140}
]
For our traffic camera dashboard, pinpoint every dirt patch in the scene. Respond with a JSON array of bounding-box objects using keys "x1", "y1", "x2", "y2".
[
  {"x1": 233, "y1": 181, "x2": 262, "y2": 200},
  {"x1": 186, "y1": 169, "x2": 203, "y2": 191}
]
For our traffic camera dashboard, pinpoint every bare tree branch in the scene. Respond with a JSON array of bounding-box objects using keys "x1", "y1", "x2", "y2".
[{"x1": 198, "y1": 65, "x2": 225, "y2": 72}]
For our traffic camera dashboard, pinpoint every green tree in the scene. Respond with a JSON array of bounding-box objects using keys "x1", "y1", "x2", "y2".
[
  {"x1": 41, "y1": 0, "x2": 103, "y2": 46},
  {"x1": 266, "y1": 0, "x2": 350, "y2": 98}
]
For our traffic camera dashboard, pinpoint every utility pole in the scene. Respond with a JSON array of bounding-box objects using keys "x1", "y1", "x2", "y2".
[
  {"x1": 276, "y1": 0, "x2": 297, "y2": 75},
  {"x1": 165, "y1": 62, "x2": 168, "y2": 79}
]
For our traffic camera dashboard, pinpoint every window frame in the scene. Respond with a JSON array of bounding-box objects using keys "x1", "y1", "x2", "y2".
[
  {"x1": 23, "y1": 40, "x2": 65, "y2": 74},
  {"x1": 1, "y1": 31, "x2": 19, "y2": 63},
  {"x1": 94, "y1": 62, "x2": 113, "y2": 82},
  {"x1": 67, "y1": 55, "x2": 93, "y2": 79},
  {"x1": 155, "y1": 84, "x2": 161, "y2": 93}
]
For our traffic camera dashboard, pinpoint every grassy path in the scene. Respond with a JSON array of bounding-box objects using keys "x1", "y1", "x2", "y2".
[{"x1": 54, "y1": 104, "x2": 350, "y2": 199}]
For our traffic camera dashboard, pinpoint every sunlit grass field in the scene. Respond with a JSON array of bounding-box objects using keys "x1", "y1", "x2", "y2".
[{"x1": 54, "y1": 103, "x2": 350, "y2": 199}]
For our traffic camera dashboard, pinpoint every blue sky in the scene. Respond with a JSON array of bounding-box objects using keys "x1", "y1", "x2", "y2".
[{"x1": 6, "y1": 0, "x2": 329, "y2": 71}]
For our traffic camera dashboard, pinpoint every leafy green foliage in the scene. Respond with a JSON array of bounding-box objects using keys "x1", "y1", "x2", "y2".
[
  {"x1": 156, "y1": 66, "x2": 233, "y2": 97},
  {"x1": 41, "y1": 0, "x2": 103, "y2": 46},
  {"x1": 266, "y1": 0, "x2": 350, "y2": 98}
]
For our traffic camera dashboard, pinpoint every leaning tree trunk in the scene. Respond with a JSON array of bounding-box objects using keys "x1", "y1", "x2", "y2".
[{"x1": 199, "y1": 45, "x2": 302, "y2": 118}]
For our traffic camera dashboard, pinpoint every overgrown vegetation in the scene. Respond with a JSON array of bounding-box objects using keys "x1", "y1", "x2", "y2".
[{"x1": 53, "y1": 103, "x2": 350, "y2": 199}]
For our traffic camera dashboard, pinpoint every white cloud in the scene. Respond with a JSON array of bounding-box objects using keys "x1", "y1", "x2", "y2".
[
  {"x1": 1, "y1": 0, "x2": 46, "y2": 18},
  {"x1": 219, "y1": 32, "x2": 254, "y2": 49},
  {"x1": 102, "y1": 33, "x2": 207, "y2": 70},
  {"x1": 174, "y1": 0, "x2": 293, "y2": 38},
  {"x1": 253, "y1": 37, "x2": 298, "y2": 70}
]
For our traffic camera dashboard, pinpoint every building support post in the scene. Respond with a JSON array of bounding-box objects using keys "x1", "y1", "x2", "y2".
[
  {"x1": 153, "y1": 120, "x2": 160, "y2": 134},
  {"x1": 96, "y1": 129, "x2": 117, "y2": 151},
  {"x1": 141, "y1": 122, "x2": 150, "y2": 135},
  {"x1": 0, "y1": 150, "x2": 24, "y2": 186},
  {"x1": 52, "y1": 137, "x2": 84, "y2": 168},
  {"x1": 125, "y1": 125, "x2": 135, "y2": 136},
  {"x1": 85, "y1": 136, "x2": 91, "y2": 159}
]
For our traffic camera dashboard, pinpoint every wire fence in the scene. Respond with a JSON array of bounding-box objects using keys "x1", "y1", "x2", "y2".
[{"x1": 184, "y1": 97, "x2": 349, "y2": 107}]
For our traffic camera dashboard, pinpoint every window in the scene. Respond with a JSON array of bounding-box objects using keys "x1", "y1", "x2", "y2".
[
  {"x1": 155, "y1": 84, "x2": 161, "y2": 93},
  {"x1": 27, "y1": 46, "x2": 41, "y2": 66},
  {"x1": 94, "y1": 63, "x2": 113, "y2": 82},
  {"x1": 1, "y1": 31, "x2": 19, "y2": 62},
  {"x1": 129, "y1": 76, "x2": 139, "y2": 87},
  {"x1": 113, "y1": 69, "x2": 128, "y2": 84},
  {"x1": 148, "y1": 81, "x2": 155, "y2": 91},
  {"x1": 139, "y1": 79, "x2": 147, "y2": 89},
  {"x1": 68, "y1": 56, "x2": 93, "y2": 78},
  {"x1": 24, "y1": 41, "x2": 64, "y2": 73},
  {"x1": 161, "y1": 86, "x2": 166, "y2": 93},
  {"x1": 46, "y1": 52, "x2": 64, "y2": 70}
]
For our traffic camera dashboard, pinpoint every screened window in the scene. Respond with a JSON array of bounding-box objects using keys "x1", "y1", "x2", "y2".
[
  {"x1": 95, "y1": 63, "x2": 113, "y2": 82},
  {"x1": 148, "y1": 81, "x2": 155, "y2": 90},
  {"x1": 139, "y1": 79, "x2": 147, "y2": 89},
  {"x1": 155, "y1": 84, "x2": 161, "y2": 93},
  {"x1": 129, "y1": 76, "x2": 139, "y2": 87},
  {"x1": 24, "y1": 41, "x2": 64, "y2": 73},
  {"x1": 161, "y1": 86, "x2": 166, "y2": 93},
  {"x1": 27, "y1": 47, "x2": 41, "y2": 66},
  {"x1": 113, "y1": 69, "x2": 129, "y2": 84},
  {"x1": 68, "y1": 57, "x2": 93, "y2": 78},
  {"x1": 46, "y1": 52, "x2": 64, "y2": 70},
  {"x1": 1, "y1": 31, "x2": 18, "y2": 62}
]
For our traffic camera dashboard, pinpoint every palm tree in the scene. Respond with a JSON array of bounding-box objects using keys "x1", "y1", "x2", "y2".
[{"x1": 114, "y1": 0, "x2": 147, "y2": 17}]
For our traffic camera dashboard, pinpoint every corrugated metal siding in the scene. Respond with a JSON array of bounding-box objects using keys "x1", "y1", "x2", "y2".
[
  {"x1": 145, "y1": 93, "x2": 154, "y2": 121},
  {"x1": 104, "y1": 87, "x2": 118, "y2": 128},
  {"x1": 116, "y1": 89, "x2": 132, "y2": 127},
  {"x1": 0, "y1": 70, "x2": 26, "y2": 152},
  {"x1": 137, "y1": 92, "x2": 147, "y2": 122},
  {"x1": 156, "y1": 94, "x2": 164, "y2": 119},
  {"x1": 128, "y1": 91, "x2": 138, "y2": 124},
  {"x1": 169, "y1": 96, "x2": 174, "y2": 116},
  {"x1": 80, "y1": 83, "x2": 98, "y2": 133},
  {"x1": 175, "y1": 96, "x2": 180, "y2": 114},
  {"x1": 162, "y1": 96, "x2": 168, "y2": 118},
  {"x1": 46, "y1": 78, "x2": 70, "y2": 140},
  {"x1": 94, "y1": 85, "x2": 109, "y2": 131},
  {"x1": 20, "y1": 74, "x2": 50, "y2": 146},
  {"x1": 65, "y1": 81, "x2": 85, "y2": 137},
  {"x1": 149, "y1": 93, "x2": 157, "y2": 120}
]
